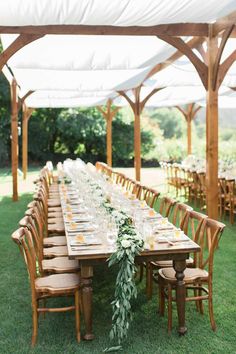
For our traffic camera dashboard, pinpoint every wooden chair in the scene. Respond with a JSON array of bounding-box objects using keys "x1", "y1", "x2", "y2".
[
  {"x1": 171, "y1": 202, "x2": 193, "y2": 229},
  {"x1": 159, "y1": 196, "x2": 176, "y2": 218},
  {"x1": 198, "y1": 172, "x2": 206, "y2": 209},
  {"x1": 158, "y1": 218, "x2": 225, "y2": 333},
  {"x1": 144, "y1": 187, "x2": 160, "y2": 209},
  {"x1": 12, "y1": 227, "x2": 80, "y2": 346},
  {"x1": 221, "y1": 179, "x2": 236, "y2": 224}
]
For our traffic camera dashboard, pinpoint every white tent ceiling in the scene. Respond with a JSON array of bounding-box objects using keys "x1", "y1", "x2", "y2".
[
  {"x1": 1, "y1": 0, "x2": 236, "y2": 108},
  {"x1": 0, "y1": 0, "x2": 235, "y2": 26}
]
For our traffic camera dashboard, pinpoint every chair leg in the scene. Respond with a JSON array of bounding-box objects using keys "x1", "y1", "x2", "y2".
[
  {"x1": 139, "y1": 264, "x2": 144, "y2": 282},
  {"x1": 31, "y1": 301, "x2": 38, "y2": 347},
  {"x1": 208, "y1": 285, "x2": 216, "y2": 331},
  {"x1": 146, "y1": 262, "x2": 153, "y2": 300},
  {"x1": 75, "y1": 289, "x2": 81, "y2": 342},
  {"x1": 194, "y1": 286, "x2": 200, "y2": 312},
  {"x1": 198, "y1": 284, "x2": 204, "y2": 315},
  {"x1": 158, "y1": 277, "x2": 165, "y2": 316},
  {"x1": 167, "y1": 284, "x2": 172, "y2": 334}
]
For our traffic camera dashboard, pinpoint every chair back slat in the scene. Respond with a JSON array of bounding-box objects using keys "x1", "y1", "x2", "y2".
[
  {"x1": 172, "y1": 202, "x2": 193, "y2": 229},
  {"x1": 195, "y1": 218, "x2": 225, "y2": 276},
  {"x1": 159, "y1": 197, "x2": 176, "y2": 218}
]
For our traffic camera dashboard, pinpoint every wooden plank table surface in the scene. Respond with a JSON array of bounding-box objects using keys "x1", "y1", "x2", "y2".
[{"x1": 59, "y1": 183, "x2": 200, "y2": 340}]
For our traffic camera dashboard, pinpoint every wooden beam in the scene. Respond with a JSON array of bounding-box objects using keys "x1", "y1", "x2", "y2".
[
  {"x1": 206, "y1": 26, "x2": 219, "y2": 220},
  {"x1": 213, "y1": 10, "x2": 236, "y2": 36},
  {"x1": 10, "y1": 79, "x2": 18, "y2": 201},
  {"x1": 218, "y1": 49, "x2": 236, "y2": 87},
  {"x1": 0, "y1": 23, "x2": 209, "y2": 37},
  {"x1": 0, "y1": 34, "x2": 44, "y2": 71},
  {"x1": 212, "y1": 25, "x2": 234, "y2": 89},
  {"x1": 22, "y1": 105, "x2": 34, "y2": 180},
  {"x1": 145, "y1": 36, "x2": 206, "y2": 81},
  {"x1": 157, "y1": 35, "x2": 208, "y2": 89}
]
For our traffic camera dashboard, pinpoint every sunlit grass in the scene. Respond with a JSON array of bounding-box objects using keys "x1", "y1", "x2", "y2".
[{"x1": 0, "y1": 177, "x2": 235, "y2": 353}]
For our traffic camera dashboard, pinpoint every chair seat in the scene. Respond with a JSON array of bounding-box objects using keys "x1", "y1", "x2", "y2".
[
  {"x1": 43, "y1": 246, "x2": 68, "y2": 258},
  {"x1": 48, "y1": 217, "x2": 64, "y2": 225},
  {"x1": 48, "y1": 200, "x2": 61, "y2": 207},
  {"x1": 159, "y1": 267, "x2": 208, "y2": 283},
  {"x1": 48, "y1": 206, "x2": 62, "y2": 212},
  {"x1": 43, "y1": 236, "x2": 67, "y2": 247},
  {"x1": 152, "y1": 257, "x2": 194, "y2": 268},
  {"x1": 48, "y1": 211, "x2": 63, "y2": 218},
  {"x1": 48, "y1": 224, "x2": 65, "y2": 234},
  {"x1": 42, "y1": 257, "x2": 79, "y2": 273},
  {"x1": 35, "y1": 273, "x2": 79, "y2": 293}
]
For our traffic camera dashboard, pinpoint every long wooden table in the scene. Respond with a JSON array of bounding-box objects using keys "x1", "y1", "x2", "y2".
[{"x1": 66, "y1": 232, "x2": 200, "y2": 339}]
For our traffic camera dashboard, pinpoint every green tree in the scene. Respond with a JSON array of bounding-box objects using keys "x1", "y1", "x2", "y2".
[
  {"x1": 0, "y1": 73, "x2": 11, "y2": 166},
  {"x1": 150, "y1": 107, "x2": 185, "y2": 139}
]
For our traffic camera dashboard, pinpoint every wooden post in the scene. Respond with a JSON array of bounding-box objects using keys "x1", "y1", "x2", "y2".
[
  {"x1": 176, "y1": 103, "x2": 201, "y2": 156},
  {"x1": 22, "y1": 105, "x2": 34, "y2": 179},
  {"x1": 106, "y1": 100, "x2": 112, "y2": 167},
  {"x1": 97, "y1": 101, "x2": 119, "y2": 167},
  {"x1": 206, "y1": 26, "x2": 219, "y2": 220},
  {"x1": 118, "y1": 87, "x2": 161, "y2": 182},
  {"x1": 187, "y1": 115, "x2": 192, "y2": 155},
  {"x1": 134, "y1": 87, "x2": 141, "y2": 181},
  {"x1": 10, "y1": 79, "x2": 18, "y2": 201}
]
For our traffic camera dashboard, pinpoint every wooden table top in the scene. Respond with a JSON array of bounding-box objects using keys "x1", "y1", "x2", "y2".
[{"x1": 59, "y1": 183, "x2": 200, "y2": 262}]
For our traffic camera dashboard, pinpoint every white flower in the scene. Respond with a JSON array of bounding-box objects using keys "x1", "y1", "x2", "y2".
[{"x1": 121, "y1": 239, "x2": 131, "y2": 248}]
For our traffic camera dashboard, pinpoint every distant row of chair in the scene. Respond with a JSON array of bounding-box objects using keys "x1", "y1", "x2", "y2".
[
  {"x1": 96, "y1": 161, "x2": 225, "y2": 333},
  {"x1": 161, "y1": 161, "x2": 236, "y2": 224}
]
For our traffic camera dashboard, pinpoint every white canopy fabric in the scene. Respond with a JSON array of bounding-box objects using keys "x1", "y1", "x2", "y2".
[
  {"x1": 1, "y1": 35, "x2": 176, "y2": 71},
  {"x1": 0, "y1": 0, "x2": 235, "y2": 26},
  {"x1": 1, "y1": 0, "x2": 236, "y2": 109}
]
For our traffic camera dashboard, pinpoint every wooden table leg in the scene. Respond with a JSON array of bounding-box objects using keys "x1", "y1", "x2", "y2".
[
  {"x1": 81, "y1": 265, "x2": 94, "y2": 340},
  {"x1": 173, "y1": 259, "x2": 187, "y2": 335}
]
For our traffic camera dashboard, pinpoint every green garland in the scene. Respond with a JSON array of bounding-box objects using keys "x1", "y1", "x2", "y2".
[
  {"x1": 103, "y1": 201, "x2": 144, "y2": 350},
  {"x1": 80, "y1": 175, "x2": 144, "y2": 350}
]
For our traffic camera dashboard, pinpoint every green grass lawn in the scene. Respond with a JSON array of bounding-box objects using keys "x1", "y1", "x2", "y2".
[{"x1": 0, "y1": 186, "x2": 236, "y2": 353}]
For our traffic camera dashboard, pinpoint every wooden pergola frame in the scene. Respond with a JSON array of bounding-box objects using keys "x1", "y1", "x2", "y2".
[
  {"x1": 176, "y1": 103, "x2": 201, "y2": 155},
  {"x1": 1, "y1": 11, "x2": 236, "y2": 219},
  {"x1": 97, "y1": 99, "x2": 120, "y2": 167}
]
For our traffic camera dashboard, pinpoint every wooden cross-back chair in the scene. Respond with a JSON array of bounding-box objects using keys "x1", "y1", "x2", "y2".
[
  {"x1": 21, "y1": 212, "x2": 79, "y2": 274},
  {"x1": 146, "y1": 209, "x2": 206, "y2": 299},
  {"x1": 221, "y1": 179, "x2": 236, "y2": 224},
  {"x1": 159, "y1": 196, "x2": 176, "y2": 218},
  {"x1": 198, "y1": 172, "x2": 206, "y2": 208},
  {"x1": 171, "y1": 202, "x2": 193, "y2": 230},
  {"x1": 24, "y1": 202, "x2": 68, "y2": 258},
  {"x1": 12, "y1": 227, "x2": 80, "y2": 346},
  {"x1": 158, "y1": 218, "x2": 225, "y2": 333},
  {"x1": 144, "y1": 188, "x2": 160, "y2": 209},
  {"x1": 34, "y1": 187, "x2": 64, "y2": 236}
]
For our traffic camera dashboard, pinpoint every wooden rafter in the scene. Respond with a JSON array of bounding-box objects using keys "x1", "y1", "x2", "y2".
[
  {"x1": 0, "y1": 34, "x2": 44, "y2": 71},
  {"x1": 157, "y1": 34, "x2": 208, "y2": 89},
  {"x1": 145, "y1": 36, "x2": 206, "y2": 81},
  {"x1": 212, "y1": 25, "x2": 234, "y2": 89},
  {"x1": 213, "y1": 10, "x2": 236, "y2": 36},
  {"x1": 218, "y1": 49, "x2": 236, "y2": 87}
]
